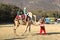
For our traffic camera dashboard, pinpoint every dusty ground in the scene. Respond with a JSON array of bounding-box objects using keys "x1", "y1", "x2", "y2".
[{"x1": 0, "y1": 24, "x2": 60, "y2": 40}]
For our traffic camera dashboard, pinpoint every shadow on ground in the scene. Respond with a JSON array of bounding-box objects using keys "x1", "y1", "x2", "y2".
[
  {"x1": 4, "y1": 32, "x2": 60, "y2": 40},
  {"x1": 4, "y1": 36, "x2": 27, "y2": 40},
  {"x1": 32, "y1": 32, "x2": 60, "y2": 36}
]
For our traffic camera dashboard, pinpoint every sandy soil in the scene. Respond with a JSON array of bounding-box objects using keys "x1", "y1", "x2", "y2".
[{"x1": 0, "y1": 24, "x2": 60, "y2": 40}]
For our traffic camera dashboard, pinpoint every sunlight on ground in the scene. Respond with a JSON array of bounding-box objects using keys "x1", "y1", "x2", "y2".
[{"x1": 0, "y1": 24, "x2": 60, "y2": 40}]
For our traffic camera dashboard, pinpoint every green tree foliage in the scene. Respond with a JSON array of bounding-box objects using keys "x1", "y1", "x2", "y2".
[
  {"x1": 31, "y1": 9, "x2": 43, "y2": 15},
  {"x1": 31, "y1": 9, "x2": 60, "y2": 18},
  {"x1": 0, "y1": 4, "x2": 22, "y2": 24},
  {"x1": 0, "y1": 3, "x2": 60, "y2": 24}
]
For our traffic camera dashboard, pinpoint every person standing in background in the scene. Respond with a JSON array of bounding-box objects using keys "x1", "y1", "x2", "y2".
[{"x1": 45, "y1": 16, "x2": 50, "y2": 24}]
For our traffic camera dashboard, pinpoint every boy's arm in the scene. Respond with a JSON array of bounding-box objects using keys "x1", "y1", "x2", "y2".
[{"x1": 36, "y1": 22, "x2": 41, "y2": 25}]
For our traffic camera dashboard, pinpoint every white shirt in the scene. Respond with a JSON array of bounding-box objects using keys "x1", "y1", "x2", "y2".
[{"x1": 40, "y1": 24, "x2": 44, "y2": 26}]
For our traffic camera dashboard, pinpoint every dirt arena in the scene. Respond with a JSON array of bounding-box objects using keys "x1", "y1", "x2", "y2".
[{"x1": 0, "y1": 24, "x2": 60, "y2": 40}]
